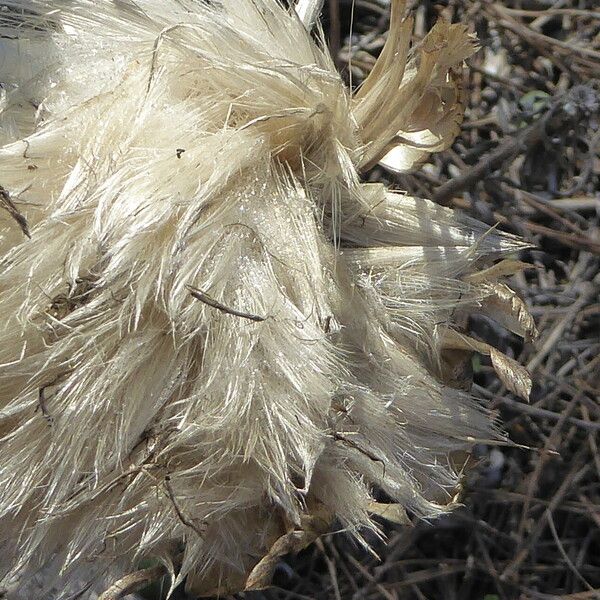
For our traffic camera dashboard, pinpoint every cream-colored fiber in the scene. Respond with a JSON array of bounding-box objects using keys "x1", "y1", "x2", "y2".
[{"x1": 0, "y1": 1, "x2": 533, "y2": 596}]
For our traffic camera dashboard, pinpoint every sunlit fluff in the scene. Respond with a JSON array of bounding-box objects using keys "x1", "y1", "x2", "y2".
[{"x1": 0, "y1": 1, "x2": 533, "y2": 596}]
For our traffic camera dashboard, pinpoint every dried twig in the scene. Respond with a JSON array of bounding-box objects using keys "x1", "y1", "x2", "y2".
[
  {"x1": 0, "y1": 185, "x2": 30, "y2": 238},
  {"x1": 163, "y1": 476, "x2": 206, "y2": 538},
  {"x1": 187, "y1": 285, "x2": 266, "y2": 322}
]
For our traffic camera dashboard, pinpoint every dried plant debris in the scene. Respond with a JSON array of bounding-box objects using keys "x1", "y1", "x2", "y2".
[
  {"x1": 0, "y1": 1, "x2": 537, "y2": 598},
  {"x1": 235, "y1": 1, "x2": 597, "y2": 599}
]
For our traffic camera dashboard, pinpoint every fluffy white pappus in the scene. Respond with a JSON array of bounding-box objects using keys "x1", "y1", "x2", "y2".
[{"x1": 0, "y1": 0, "x2": 534, "y2": 596}]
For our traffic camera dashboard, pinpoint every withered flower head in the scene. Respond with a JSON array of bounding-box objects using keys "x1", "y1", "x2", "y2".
[{"x1": 0, "y1": 1, "x2": 534, "y2": 596}]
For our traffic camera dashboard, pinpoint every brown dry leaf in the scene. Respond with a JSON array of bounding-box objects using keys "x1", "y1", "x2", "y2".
[
  {"x1": 245, "y1": 530, "x2": 309, "y2": 591},
  {"x1": 98, "y1": 564, "x2": 168, "y2": 600},
  {"x1": 490, "y1": 347, "x2": 533, "y2": 402},
  {"x1": 368, "y1": 501, "x2": 412, "y2": 525},
  {"x1": 441, "y1": 328, "x2": 492, "y2": 355},
  {"x1": 244, "y1": 504, "x2": 333, "y2": 591},
  {"x1": 355, "y1": 12, "x2": 478, "y2": 170},
  {"x1": 441, "y1": 329, "x2": 532, "y2": 402},
  {"x1": 378, "y1": 19, "x2": 478, "y2": 173},
  {"x1": 379, "y1": 69, "x2": 466, "y2": 173},
  {"x1": 478, "y1": 282, "x2": 539, "y2": 341}
]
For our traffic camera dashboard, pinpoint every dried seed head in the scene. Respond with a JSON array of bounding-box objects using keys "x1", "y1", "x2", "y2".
[{"x1": 0, "y1": 1, "x2": 533, "y2": 596}]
